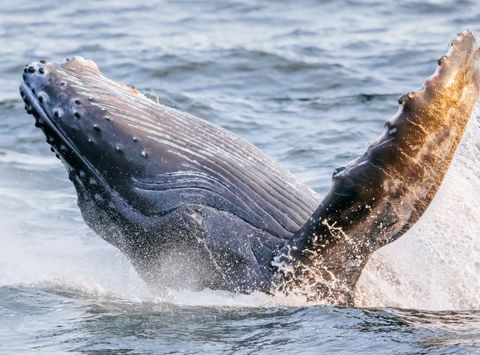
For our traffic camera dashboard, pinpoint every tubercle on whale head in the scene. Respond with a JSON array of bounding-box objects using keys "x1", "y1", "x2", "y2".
[
  {"x1": 274, "y1": 30, "x2": 480, "y2": 306},
  {"x1": 19, "y1": 56, "x2": 165, "y2": 251}
]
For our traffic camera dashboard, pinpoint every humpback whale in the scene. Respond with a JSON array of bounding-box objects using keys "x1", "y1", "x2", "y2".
[{"x1": 19, "y1": 31, "x2": 480, "y2": 305}]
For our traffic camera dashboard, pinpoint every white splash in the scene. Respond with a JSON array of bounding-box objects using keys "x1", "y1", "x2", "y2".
[
  {"x1": 356, "y1": 109, "x2": 480, "y2": 311},
  {"x1": 0, "y1": 185, "x2": 149, "y2": 301}
]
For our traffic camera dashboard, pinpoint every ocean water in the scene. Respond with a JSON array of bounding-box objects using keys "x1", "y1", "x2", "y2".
[{"x1": 1, "y1": 0, "x2": 480, "y2": 353}]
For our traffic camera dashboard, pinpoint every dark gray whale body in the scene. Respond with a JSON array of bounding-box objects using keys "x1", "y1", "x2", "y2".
[{"x1": 20, "y1": 31, "x2": 480, "y2": 305}]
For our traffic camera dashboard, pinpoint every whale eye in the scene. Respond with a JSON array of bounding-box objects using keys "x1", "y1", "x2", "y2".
[{"x1": 332, "y1": 166, "x2": 347, "y2": 178}]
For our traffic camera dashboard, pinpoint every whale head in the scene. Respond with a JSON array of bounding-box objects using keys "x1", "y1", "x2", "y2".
[
  {"x1": 19, "y1": 57, "x2": 176, "y2": 251},
  {"x1": 19, "y1": 56, "x2": 301, "y2": 292}
]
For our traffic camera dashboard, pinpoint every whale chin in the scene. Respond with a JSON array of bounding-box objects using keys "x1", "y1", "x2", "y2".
[{"x1": 20, "y1": 31, "x2": 480, "y2": 305}]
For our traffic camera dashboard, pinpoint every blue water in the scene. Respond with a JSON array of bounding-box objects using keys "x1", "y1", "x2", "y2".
[{"x1": 2, "y1": 0, "x2": 480, "y2": 353}]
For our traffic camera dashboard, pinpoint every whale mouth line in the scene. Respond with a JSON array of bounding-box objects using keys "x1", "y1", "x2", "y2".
[
  {"x1": 20, "y1": 81, "x2": 115, "y2": 205},
  {"x1": 21, "y1": 82, "x2": 85, "y2": 172}
]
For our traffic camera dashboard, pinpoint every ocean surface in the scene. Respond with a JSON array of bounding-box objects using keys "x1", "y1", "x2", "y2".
[{"x1": 2, "y1": 0, "x2": 480, "y2": 353}]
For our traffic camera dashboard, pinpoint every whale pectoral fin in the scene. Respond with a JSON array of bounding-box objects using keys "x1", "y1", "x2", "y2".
[{"x1": 273, "y1": 30, "x2": 480, "y2": 306}]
